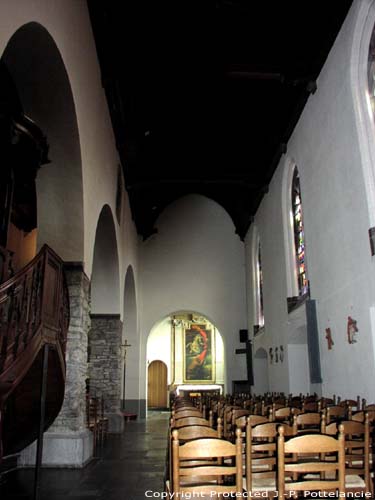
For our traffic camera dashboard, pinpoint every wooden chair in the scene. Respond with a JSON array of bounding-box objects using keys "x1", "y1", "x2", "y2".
[
  {"x1": 86, "y1": 396, "x2": 100, "y2": 450},
  {"x1": 169, "y1": 428, "x2": 243, "y2": 497},
  {"x1": 244, "y1": 420, "x2": 296, "y2": 495},
  {"x1": 322, "y1": 414, "x2": 371, "y2": 495},
  {"x1": 302, "y1": 401, "x2": 321, "y2": 413},
  {"x1": 296, "y1": 412, "x2": 322, "y2": 434},
  {"x1": 277, "y1": 424, "x2": 346, "y2": 498},
  {"x1": 223, "y1": 405, "x2": 242, "y2": 439},
  {"x1": 167, "y1": 421, "x2": 223, "y2": 486},
  {"x1": 274, "y1": 406, "x2": 292, "y2": 422},
  {"x1": 235, "y1": 414, "x2": 269, "y2": 433},
  {"x1": 325, "y1": 405, "x2": 347, "y2": 424},
  {"x1": 98, "y1": 396, "x2": 109, "y2": 443},
  {"x1": 226, "y1": 409, "x2": 251, "y2": 441}
]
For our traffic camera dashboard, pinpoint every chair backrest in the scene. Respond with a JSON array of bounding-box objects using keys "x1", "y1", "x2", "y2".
[
  {"x1": 274, "y1": 406, "x2": 292, "y2": 421},
  {"x1": 173, "y1": 409, "x2": 202, "y2": 419},
  {"x1": 296, "y1": 412, "x2": 322, "y2": 433},
  {"x1": 302, "y1": 401, "x2": 321, "y2": 412},
  {"x1": 245, "y1": 420, "x2": 296, "y2": 493},
  {"x1": 235, "y1": 413, "x2": 268, "y2": 431},
  {"x1": 173, "y1": 416, "x2": 211, "y2": 428},
  {"x1": 171, "y1": 428, "x2": 243, "y2": 496},
  {"x1": 176, "y1": 424, "x2": 221, "y2": 441},
  {"x1": 277, "y1": 424, "x2": 346, "y2": 497},
  {"x1": 322, "y1": 414, "x2": 371, "y2": 494},
  {"x1": 325, "y1": 405, "x2": 347, "y2": 424}
]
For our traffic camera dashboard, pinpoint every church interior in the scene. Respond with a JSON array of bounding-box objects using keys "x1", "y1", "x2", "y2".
[{"x1": 1, "y1": 0, "x2": 375, "y2": 498}]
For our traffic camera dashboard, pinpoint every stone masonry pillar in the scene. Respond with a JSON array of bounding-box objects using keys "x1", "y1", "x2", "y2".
[
  {"x1": 89, "y1": 314, "x2": 124, "y2": 433},
  {"x1": 20, "y1": 263, "x2": 93, "y2": 467}
]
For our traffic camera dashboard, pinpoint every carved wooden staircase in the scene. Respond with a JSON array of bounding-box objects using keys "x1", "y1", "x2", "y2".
[{"x1": 0, "y1": 244, "x2": 69, "y2": 467}]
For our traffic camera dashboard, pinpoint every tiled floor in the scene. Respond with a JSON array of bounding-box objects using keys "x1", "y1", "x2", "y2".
[{"x1": 1, "y1": 411, "x2": 170, "y2": 500}]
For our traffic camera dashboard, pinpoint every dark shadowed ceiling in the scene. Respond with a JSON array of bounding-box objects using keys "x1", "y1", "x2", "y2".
[{"x1": 88, "y1": 0, "x2": 353, "y2": 240}]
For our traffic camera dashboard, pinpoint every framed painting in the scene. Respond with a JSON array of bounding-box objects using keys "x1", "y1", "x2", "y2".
[{"x1": 183, "y1": 324, "x2": 215, "y2": 382}]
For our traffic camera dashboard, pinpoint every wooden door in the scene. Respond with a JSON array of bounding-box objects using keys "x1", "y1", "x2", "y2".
[{"x1": 148, "y1": 360, "x2": 167, "y2": 408}]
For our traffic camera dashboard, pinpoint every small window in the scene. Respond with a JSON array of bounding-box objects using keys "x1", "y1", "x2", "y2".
[
  {"x1": 257, "y1": 241, "x2": 264, "y2": 327},
  {"x1": 368, "y1": 27, "x2": 375, "y2": 117},
  {"x1": 291, "y1": 167, "x2": 308, "y2": 296},
  {"x1": 116, "y1": 165, "x2": 123, "y2": 225}
]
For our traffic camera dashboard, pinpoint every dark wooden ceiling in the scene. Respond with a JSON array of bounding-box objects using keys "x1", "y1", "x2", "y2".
[{"x1": 88, "y1": 0, "x2": 353, "y2": 240}]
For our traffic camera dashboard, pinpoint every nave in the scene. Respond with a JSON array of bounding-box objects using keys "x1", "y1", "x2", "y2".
[{"x1": 0, "y1": 412, "x2": 169, "y2": 500}]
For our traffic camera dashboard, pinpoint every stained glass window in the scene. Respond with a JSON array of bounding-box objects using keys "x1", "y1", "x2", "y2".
[
  {"x1": 291, "y1": 167, "x2": 308, "y2": 296},
  {"x1": 257, "y1": 241, "x2": 264, "y2": 326},
  {"x1": 368, "y1": 27, "x2": 375, "y2": 116}
]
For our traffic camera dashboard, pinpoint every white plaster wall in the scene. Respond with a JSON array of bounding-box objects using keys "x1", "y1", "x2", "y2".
[
  {"x1": 287, "y1": 345, "x2": 310, "y2": 396},
  {"x1": 246, "y1": 0, "x2": 375, "y2": 401},
  {"x1": 245, "y1": 163, "x2": 291, "y2": 394},
  {"x1": 0, "y1": 0, "x2": 140, "y2": 322},
  {"x1": 252, "y1": 346, "x2": 269, "y2": 395},
  {"x1": 139, "y1": 195, "x2": 248, "y2": 398},
  {"x1": 147, "y1": 318, "x2": 172, "y2": 384}
]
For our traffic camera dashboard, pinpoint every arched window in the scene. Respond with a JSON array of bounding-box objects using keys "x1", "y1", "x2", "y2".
[
  {"x1": 368, "y1": 26, "x2": 375, "y2": 117},
  {"x1": 257, "y1": 240, "x2": 264, "y2": 328},
  {"x1": 251, "y1": 225, "x2": 264, "y2": 334},
  {"x1": 291, "y1": 167, "x2": 309, "y2": 297}
]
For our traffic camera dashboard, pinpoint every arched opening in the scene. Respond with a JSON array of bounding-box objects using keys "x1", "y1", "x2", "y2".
[
  {"x1": 89, "y1": 205, "x2": 123, "y2": 432},
  {"x1": 146, "y1": 311, "x2": 225, "y2": 408},
  {"x1": 1, "y1": 22, "x2": 84, "y2": 262},
  {"x1": 0, "y1": 60, "x2": 48, "y2": 278},
  {"x1": 121, "y1": 265, "x2": 139, "y2": 414},
  {"x1": 253, "y1": 347, "x2": 269, "y2": 395},
  {"x1": 0, "y1": 22, "x2": 87, "y2": 467}
]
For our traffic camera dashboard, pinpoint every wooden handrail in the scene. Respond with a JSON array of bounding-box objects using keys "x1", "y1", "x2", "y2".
[{"x1": 0, "y1": 244, "x2": 69, "y2": 399}]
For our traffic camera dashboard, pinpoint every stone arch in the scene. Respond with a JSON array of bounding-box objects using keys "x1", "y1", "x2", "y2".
[
  {"x1": 1, "y1": 22, "x2": 84, "y2": 261},
  {"x1": 89, "y1": 204, "x2": 123, "y2": 432},
  {"x1": 253, "y1": 347, "x2": 269, "y2": 395},
  {"x1": 350, "y1": 0, "x2": 375, "y2": 227},
  {"x1": 91, "y1": 204, "x2": 120, "y2": 314},
  {"x1": 121, "y1": 265, "x2": 139, "y2": 413}
]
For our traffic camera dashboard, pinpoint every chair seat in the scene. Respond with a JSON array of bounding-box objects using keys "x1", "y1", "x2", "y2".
[
  {"x1": 345, "y1": 475, "x2": 367, "y2": 488},
  {"x1": 305, "y1": 472, "x2": 366, "y2": 488},
  {"x1": 243, "y1": 476, "x2": 277, "y2": 492}
]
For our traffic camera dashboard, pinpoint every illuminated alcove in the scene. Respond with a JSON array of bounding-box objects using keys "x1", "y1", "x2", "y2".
[{"x1": 146, "y1": 311, "x2": 225, "y2": 408}]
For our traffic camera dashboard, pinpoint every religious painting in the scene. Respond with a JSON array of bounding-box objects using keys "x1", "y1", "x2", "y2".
[{"x1": 183, "y1": 324, "x2": 214, "y2": 382}]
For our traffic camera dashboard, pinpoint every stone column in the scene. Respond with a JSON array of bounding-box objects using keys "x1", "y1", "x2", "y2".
[
  {"x1": 89, "y1": 314, "x2": 124, "y2": 433},
  {"x1": 20, "y1": 263, "x2": 93, "y2": 468}
]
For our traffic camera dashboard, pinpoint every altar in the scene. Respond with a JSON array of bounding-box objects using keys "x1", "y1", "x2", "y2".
[{"x1": 175, "y1": 384, "x2": 223, "y2": 397}]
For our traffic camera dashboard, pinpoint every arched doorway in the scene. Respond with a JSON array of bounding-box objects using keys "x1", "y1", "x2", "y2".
[
  {"x1": 148, "y1": 360, "x2": 168, "y2": 409},
  {"x1": 89, "y1": 204, "x2": 122, "y2": 432}
]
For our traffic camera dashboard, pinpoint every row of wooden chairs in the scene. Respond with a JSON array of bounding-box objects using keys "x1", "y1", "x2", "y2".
[
  {"x1": 167, "y1": 395, "x2": 374, "y2": 497},
  {"x1": 86, "y1": 395, "x2": 109, "y2": 449}
]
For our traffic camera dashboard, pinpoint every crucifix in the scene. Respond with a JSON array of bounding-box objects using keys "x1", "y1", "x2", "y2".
[
  {"x1": 121, "y1": 340, "x2": 132, "y2": 411},
  {"x1": 235, "y1": 339, "x2": 253, "y2": 386}
]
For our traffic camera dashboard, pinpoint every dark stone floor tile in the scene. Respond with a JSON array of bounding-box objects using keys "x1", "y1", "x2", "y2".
[{"x1": 0, "y1": 412, "x2": 169, "y2": 500}]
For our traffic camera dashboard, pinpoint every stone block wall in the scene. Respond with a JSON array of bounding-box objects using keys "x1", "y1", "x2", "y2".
[
  {"x1": 51, "y1": 264, "x2": 90, "y2": 432},
  {"x1": 89, "y1": 314, "x2": 123, "y2": 432}
]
